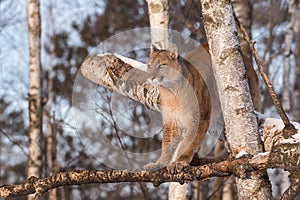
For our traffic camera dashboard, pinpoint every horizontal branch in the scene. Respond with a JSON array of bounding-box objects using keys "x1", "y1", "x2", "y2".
[
  {"x1": 0, "y1": 160, "x2": 231, "y2": 198},
  {"x1": 1, "y1": 118, "x2": 299, "y2": 198},
  {"x1": 0, "y1": 156, "x2": 268, "y2": 198},
  {"x1": 81, "y1": 54, "x2": 161, "y2": 112},
  {"x1": 1, "y1": 141, "x2": 299, "y2": 199}
]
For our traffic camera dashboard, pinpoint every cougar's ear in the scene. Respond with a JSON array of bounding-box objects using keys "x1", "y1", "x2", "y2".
[
  {"x1": 168, "y1": 43, "x2": 178, "y2": 59},
  {"x1": 152, "y1": 44, "x2": 159, "y2": 52}
]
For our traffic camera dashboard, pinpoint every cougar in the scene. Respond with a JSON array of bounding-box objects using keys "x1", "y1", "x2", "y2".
[{"x1": 144, "y1": 44, "x2": 260, "y2": 173}]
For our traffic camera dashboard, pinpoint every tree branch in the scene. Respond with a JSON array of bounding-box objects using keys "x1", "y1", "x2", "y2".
[
  {"x1": 0, "y1": 162, "x2": 228, "y2": 198},
  {"x1": 1, "y1": 118, "x2": 299, "y2": 198},
  {"x1": 80, "y1": 54, "x2": 161, "y2": 112}
]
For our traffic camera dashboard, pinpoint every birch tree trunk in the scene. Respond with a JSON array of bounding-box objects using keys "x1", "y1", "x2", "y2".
[
  {"x1": 200, "y1": 1, "x2": 272, "y2": 199},
  {"x1": 282, "y1": 0, "x2": 297, "y2": 114},
  {"x1": 212, "y1": 2, "x2": 253, "y2": 198},
  {"x1": 27, "y1": 0, "x2": 42, "y2": 199},
  {"x1": 146, "y1": 0, "x2": 169, "y2": 49},
  {"x1": 293, "y1": 2, "x2": 300, "y2": 122}
]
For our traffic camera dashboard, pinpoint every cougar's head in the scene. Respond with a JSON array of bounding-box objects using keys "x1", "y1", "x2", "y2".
[{"x1": 147, "y1": 44, "x2": 182, "y2": 87}]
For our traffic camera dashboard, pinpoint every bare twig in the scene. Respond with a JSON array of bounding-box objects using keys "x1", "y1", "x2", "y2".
[{"x1": 235, "y1": 18, "x2": 297, "y2": 137}]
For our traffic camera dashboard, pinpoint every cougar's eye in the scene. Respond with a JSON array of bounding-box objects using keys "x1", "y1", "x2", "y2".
[{"x1": 158, "y1": 63, "x2": 167, "y2": 68}]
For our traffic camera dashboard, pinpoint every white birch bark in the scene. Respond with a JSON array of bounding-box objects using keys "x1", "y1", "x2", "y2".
[
  {"x1": 282, "y1": 0, "x2": 297, "y2": 114},
  {"x1": 27, "y1": 0, "x2": 42, "y2": 199},
  {"x1": 200, "y1": 1, "x2": 272, "y2": 199},
  {"x1": 81, "y1": 54, "x2": 160, "y2": 112},
  {"x1": 293, "y1": 2, "x2": 300, "y2": 122},
  {"x1": 146, "y1": 0, "x2": 169, "y2": 49}
]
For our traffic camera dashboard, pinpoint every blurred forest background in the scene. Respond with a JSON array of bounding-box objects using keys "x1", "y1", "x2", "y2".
[{"x1": 0, "y1": 0, "x2": 299, "y2": 199}]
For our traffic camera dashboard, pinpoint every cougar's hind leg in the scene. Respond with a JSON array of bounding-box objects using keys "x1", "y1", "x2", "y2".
[{"x1": 176, "y1": 121, "x2": 209, "y2": 164}]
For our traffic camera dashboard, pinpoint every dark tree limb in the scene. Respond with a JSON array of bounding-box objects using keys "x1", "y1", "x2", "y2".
[{"x1": 235, "y1": 17, "x2": 298, "y2": 138}]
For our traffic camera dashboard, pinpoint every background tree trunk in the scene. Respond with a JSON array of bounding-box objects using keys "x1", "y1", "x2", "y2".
[
  {"x1": 146, "y1": 0, "x2": 169, "y2": 49},
  {"x1": 282, "y1": 0, "x2": 297, "y2": 114},
  {"x1": 27, "y1": 0, "x2": 42, "y2": 199},
  {"x1": 272, "y1": 1, "x2": 297, "y2": 197},
  {"x1": 293, "y1": 2, "x2": 300, "y2": 122},
  {"x1": 222, "y1": 176, "x2": 236, "y2": 200},
  {"x1": 200, "y1": 1, "x2": 272, "y2": 199},
  {"x1": 260, "y1": 0, "x2": 281, "y2": 113},
  {"x1": 232, "y1": 0, "x2": 252, "y2": 59},
  {"x1": 45, "y1": 4, "x2": 58, "y2": 199}
]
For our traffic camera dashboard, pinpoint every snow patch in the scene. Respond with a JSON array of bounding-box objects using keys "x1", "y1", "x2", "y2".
[
  {"x1": 264, "y1": 118, "x2": 300, "y2": 143},
  {"x1": 236, "y1": 150, "x2": 249, "y2": 158},
  {"x1": 264, "y1": 118, "x2": 285, "y2": 130},
  {"x1": 97, "y1": 53, "x2": 147, "y2": 71},
  {"x1": 252, "y1": 152, "x2": 270, "y2": 159}
]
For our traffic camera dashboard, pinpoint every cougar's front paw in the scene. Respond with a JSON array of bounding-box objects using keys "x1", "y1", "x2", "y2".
[
  {"x1": 167, "y1": 161, "x2": 189, "y2": 174},
  {"x1": 144, "y1": 162, "x2": 166, "y2": 171}
]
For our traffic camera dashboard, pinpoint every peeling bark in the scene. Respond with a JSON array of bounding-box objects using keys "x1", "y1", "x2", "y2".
[
  {"x1": 81, "y1": 54, "x2": 160, "y2": 112},
  {"x1": 0, "y1": 161, "x2": 232, "y2": 198}
]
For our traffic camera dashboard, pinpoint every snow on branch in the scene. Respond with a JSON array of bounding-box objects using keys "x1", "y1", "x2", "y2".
[
  {"x1": 253, "y1": 117, "x2": 300, "y2": 170},
  {"x1": 255, "y1": 118, "x2": 300, "y2": 200}
]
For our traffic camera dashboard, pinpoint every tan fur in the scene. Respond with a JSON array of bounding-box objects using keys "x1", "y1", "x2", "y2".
[{"x1": 144, "y1": 46, "x2": 211, "y2": 172}]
